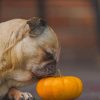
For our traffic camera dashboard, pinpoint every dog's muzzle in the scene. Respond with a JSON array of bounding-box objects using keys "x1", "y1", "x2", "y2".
[{"x1": 32, "y1": 60, "x2": 57, "y2": 78}]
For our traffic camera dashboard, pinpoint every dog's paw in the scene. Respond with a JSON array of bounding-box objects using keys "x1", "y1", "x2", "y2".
[
  {"x1": 3, "y1": 88, "x2": 35, "y2": 100},
  {"x1": 10, "y1": 92, "x2": 34, "y2": 100}
]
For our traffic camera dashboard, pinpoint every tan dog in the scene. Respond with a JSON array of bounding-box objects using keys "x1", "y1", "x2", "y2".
[{"x1": 0, "y1": 18, "x2": 60, "y2": 100}]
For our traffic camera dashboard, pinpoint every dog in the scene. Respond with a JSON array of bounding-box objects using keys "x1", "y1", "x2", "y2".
[{"x1": 0, "y1": 17, "x2": 60, "y2": 100}]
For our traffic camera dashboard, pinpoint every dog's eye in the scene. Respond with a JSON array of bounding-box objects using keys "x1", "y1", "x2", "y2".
[
  {"x1": 46, "y1": 52, "x2": 54, "y2": 60},
  {"x1": 43, "y1": 50, "x2": 55, "y2": 62}
]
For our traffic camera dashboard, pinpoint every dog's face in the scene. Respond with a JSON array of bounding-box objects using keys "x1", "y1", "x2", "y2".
[{"x1": 20, "y1": 18, "x2": 60, "y2": 78}]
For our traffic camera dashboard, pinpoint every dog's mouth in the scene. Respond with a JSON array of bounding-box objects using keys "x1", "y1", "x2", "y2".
[{"x1": 32, "y1": 60, "x2": 57, "y2": 79}]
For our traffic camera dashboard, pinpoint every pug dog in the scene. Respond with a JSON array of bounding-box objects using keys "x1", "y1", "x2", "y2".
[{"x1": 0, "y1": 17, "x2": 60, "y2": 100}]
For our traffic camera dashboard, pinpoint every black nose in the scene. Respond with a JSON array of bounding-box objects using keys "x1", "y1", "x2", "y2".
[
  {"x1": 45, "y1": 60, "x2": 57, "y2": 75},
  {"x1": 47, "y1": 60, "x2": 57, "y2": 66}
]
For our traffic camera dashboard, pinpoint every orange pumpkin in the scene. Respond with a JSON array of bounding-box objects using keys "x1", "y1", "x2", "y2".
[{"x1": 36, "y1": 76, "x2": 83, "y2": 100}]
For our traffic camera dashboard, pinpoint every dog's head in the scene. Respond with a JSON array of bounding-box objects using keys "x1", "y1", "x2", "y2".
[
  {"x1": 14, "y1": 17, "x2": 60, "y2": 78},
  {"x1": 0, "y1": 18, "x2": 60, "y2": 79}
]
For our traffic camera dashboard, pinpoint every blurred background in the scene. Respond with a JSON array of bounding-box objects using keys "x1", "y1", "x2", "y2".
[{"x1": 0, "y1": 0, "x2": 100, "y2": 100}]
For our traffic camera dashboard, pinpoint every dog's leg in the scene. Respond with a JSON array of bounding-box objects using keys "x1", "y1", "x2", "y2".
[{"x1": 3, "y1": 87, "x2": 35, "y2": 100}]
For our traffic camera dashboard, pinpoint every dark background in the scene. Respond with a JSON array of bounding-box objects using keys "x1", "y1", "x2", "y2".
[{"x1": 0, "y1": 0, "x2": 100, "y2": 100}]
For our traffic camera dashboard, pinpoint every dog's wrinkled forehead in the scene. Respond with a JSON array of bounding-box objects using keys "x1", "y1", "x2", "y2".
[{"x1": 27, "y1": 17, "x2": 47, "y2": 37}]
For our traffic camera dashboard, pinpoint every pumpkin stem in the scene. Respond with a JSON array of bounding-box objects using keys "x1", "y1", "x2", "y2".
[{"x1": 57, "y1": 69, "x2": 62, "y2": 77}]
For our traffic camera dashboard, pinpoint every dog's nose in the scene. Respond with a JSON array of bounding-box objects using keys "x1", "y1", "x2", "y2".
[
  {"x1": 45, "y1": 60, "x2": 57, "y2": 74},
  {"x1": 47, "y1": 60, "x2": 57, "y2": 67}
]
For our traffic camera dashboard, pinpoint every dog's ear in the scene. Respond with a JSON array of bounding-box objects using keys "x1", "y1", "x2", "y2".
[
  {"x1": 27, "y1": 17, "x2": 47, "y2": 37},
  {"x1": 0, "y1": 23, "x2": 29, "y2": 73},
  {"x1": 4, "y1": 23, "x2": 29, "y2": 53}
]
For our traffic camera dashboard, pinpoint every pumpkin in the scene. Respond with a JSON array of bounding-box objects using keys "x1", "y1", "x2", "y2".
[{"x1": 36, "y1": 76, "x2": 83, "y2": 100}]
